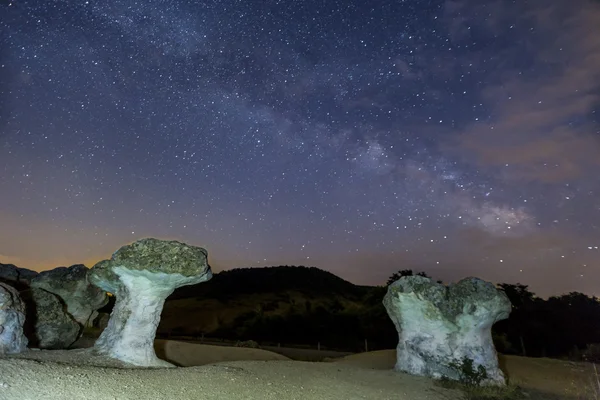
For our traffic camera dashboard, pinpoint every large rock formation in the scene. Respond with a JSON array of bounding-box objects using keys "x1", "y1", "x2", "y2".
[
  {"x1": 0, "y1": 263, "x2": 38, "y2": 290},
  {"x1": 21, "y1": 288, "x2": 81, "y2": 349},
  {"x1": 1, "y1": 263, "x2": 80, "y2": 349},
  {"x1": 31, "y1": 264, "x2": 108, "y2": 327},
  {"x1": 89, "y1": 238, "x2": 212, "y2": 367},
  {"x1": 383, "y1": 276, "x2": 511, "y2": 385},
  {"x1": 0, "y1": 282, "x2": 28, "y2": 354}
]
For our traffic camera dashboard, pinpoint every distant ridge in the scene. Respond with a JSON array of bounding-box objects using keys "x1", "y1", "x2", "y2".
[{"x1": 170, "y1": 265, "x2": 367, "y2": 300}]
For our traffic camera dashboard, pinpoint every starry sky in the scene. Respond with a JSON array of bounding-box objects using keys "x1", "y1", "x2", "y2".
[{"x1": 1, "y1": 0, "x2": 599, "y2": 297}]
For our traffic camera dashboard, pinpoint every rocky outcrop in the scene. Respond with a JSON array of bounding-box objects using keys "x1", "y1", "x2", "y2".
[
  {"x1": 31, "y1": 264, "x2": 108, "y2": 327},
  {"x1": 89, "y1": 238, "x2": 212, "y2": 367},
  {"x1": 0, "y1": 263, "x2": 38, "y2": 290},
  {"x1": 383, "y1": 276, "x2": 511, "y2": 385},
  {"x1": 21, "y1": 288, "x2": 80, "y2": 349},
  {"x1": 0, "y1": 282, "x2": 28, "y2": 354}
]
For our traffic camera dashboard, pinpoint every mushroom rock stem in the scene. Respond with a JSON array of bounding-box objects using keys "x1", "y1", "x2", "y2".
[{"x1": 94, "y1": 268, "x2": 210, "y2": 367}]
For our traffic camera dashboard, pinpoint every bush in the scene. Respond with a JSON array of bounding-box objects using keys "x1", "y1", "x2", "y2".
[
  {"x1": 448, "y1": 356, "x2": 489, "y2": 387},
  {"x1": 235, "y1": 340, "x2": 260, "y2": 348},
  {"x1": 583, "y1": 344, "x2": 600, "y2": 363},
  {"x1": 437, "y1": 357, "x2": 525, "y2": 400},
  {"x1": 492, "y1": 332, "x2": 513, "y2": 354}
]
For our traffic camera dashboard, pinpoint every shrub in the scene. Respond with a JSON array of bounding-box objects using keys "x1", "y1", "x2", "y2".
[
  {"x1": 583, "y1": 344, "x2": 600, "y2": 363},
  {"x1": 235, "y1": 340, "x2": 260, "y2": 348},
  {"x1": 492, "y1": 332, "x2": 513, "y2": 354},
  {"x1": 449, "y1": 356, "x2": 489, "y2": 388},
  {"x1": 437, "y1": 357, "x2": 525, "y2": 400}
]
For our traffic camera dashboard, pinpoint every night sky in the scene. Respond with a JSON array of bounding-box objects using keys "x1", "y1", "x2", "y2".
[{"x1": 1, "y1": 0, "x2": 599, "y2": 297}]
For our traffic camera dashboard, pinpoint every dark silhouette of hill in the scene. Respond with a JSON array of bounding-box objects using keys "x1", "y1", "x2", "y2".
[
  {"x1": 170, "y1": 265, "x2": 366, "y2": 300},
  {"x1": 158, "y1": 266, "x2": 396, "y2": 351}
]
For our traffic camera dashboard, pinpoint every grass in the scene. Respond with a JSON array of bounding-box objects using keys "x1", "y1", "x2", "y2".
[
  {"x1": 436, "y1": 378, "x2": 525, "y2": 400},
  {"x1": 564, "y1": 361, "x2": 600, "y2": 400},
  {"x1": 436, "y1": 361, "x2": 600, "y2": 400}
]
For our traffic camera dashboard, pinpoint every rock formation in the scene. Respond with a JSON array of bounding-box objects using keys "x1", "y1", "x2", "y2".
[
  {"x1": 0, "y1": 263, "x2": 38, "y2": 290},
  {"x1": 89, "y1": 238, "x2": 212, "y2": 367},
  {"x1": 0, "y1": 282, "x2": 28, "y2": 354},
  {"x1": 31, "y1": 264, "x2": 108, "y2": 327},
  {"x1": 383, "y1": 276, "x2": 511, "y2": 385},
  {"x1": 21, "y1": 288, "x2": 81, "y2": 349}
]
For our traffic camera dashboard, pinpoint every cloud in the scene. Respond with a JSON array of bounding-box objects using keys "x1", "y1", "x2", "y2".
[{"x1": 445, "y1": 0, "x2": 600, "y2": 182}]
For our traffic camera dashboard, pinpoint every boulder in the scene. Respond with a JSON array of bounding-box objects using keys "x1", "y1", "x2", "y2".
[
  {"x1": 89, "y1": 238, "x2": 212, "y2": 367},
  {"x1": 21, "y1": 288, "x2": 80, "y2": 349},
  {"x1": 383, "y1": 276, "x2": 511, "y2": 385},
  {"x1": 0, "y1": 282, "x2": 28, "y2": 354},
  {"x1": 0, "y1": 263, "x2": 38, "y2": 290},
  {"x1": 31, "y1": 264, "x2": 108, "y2": 327}
]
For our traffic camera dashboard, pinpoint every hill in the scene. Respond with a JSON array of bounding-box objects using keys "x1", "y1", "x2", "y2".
[
  {"x1": 157, "y1": 266, "x2": 396, "y2": 351},
  {"x1": 169, "y1": 265, "x2": 367, "y2": 300}
]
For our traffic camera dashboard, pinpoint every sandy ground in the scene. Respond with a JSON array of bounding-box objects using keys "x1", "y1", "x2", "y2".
[
  {"x1": 154, "y1": 340, "x2": 290, "y2": 366},
  {"x1": 0, "y1": 341, "x2": 593, "y2": 400},
  {"x1": 338, "y1": 349, "x2": 597, "y2": 399},
  {"x1": 0, "y1": 342, "x2": 456, "y2": 400}
]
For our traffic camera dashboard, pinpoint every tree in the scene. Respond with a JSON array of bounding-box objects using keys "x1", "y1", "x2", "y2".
[
  {"x1": 386, "y1": 269, "x2": 430, "y2": 286},
  {"x1": 497, "y1": 283, "x2": 535, "y2": 309},
  {"x1": 494, "y1": 283, "x2": 537, "y2": 356}
]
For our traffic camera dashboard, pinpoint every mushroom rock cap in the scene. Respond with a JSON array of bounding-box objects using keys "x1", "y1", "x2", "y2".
[{"x1": 90, "y1": 238, "x2": 212, "y2": 293}]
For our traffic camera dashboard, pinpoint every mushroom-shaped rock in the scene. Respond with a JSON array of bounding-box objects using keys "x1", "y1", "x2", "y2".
[
  {"x1": 31, "y1": 264, "x2": 108, "y2": 327},
  {"x1": 0, "y1": 282, "x2": 28, "y2": 354},
  {"x1": 21, "y1": 288, "x2": 81, "y2": 349},
  {"x1": 383, "y1": 276, "x2": 511, "y2": 385},
  {"x1": 89, "y1": 238, "x2": 212, "y2": 367}
]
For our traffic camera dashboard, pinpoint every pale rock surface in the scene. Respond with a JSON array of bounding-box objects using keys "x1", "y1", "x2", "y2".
[
  {"x1": 383, "y1": 276, "x2": 511, "y2": 385},
  {"x1": 31, "y1": 264, "x2": 108, "y2": 327},
  {"x1": 89, "y1": 238, "x2": 212, "y2": 367},
  {"x1": 0, "y1": 282, "x2": 28, "y2": 354}
]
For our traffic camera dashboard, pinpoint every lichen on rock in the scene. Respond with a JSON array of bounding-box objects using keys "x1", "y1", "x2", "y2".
[{"x1": 383, "y1": 276, "x2": 511, "y2": 385}]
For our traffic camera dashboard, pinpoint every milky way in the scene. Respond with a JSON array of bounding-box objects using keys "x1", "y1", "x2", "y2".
[{"x1": 1, "y1": 0, "x2": 599, "y2": 297}]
